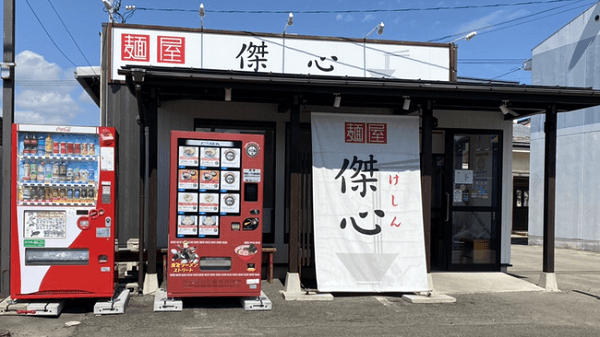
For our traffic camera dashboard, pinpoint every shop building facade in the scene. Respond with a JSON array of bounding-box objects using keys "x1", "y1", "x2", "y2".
[{"x1": 73, "y1": 22, "x2": 600, "y2": 291}]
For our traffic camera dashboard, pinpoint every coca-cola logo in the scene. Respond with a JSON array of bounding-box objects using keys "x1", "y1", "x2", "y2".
[{"x1": 56, "y1": 126, "x2": 72, "y2": 132}]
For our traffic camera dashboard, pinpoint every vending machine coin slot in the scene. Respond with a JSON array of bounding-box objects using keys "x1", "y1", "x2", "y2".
[{"x1": 101, "y1": 183, "x2": 111, "y2": 204}]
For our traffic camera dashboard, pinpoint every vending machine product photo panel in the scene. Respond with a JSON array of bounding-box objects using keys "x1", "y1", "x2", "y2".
[
  {"x1": 10, "y1": 124, "x2": 117, "y2": 300},
  {"x1": 168, "y1": 131, "x2": 264, "y2": 298}
]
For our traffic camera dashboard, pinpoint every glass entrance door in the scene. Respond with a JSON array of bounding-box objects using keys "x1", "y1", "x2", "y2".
[{"x1": 445, "y1": 131, "x2": 502, "y2": 270}]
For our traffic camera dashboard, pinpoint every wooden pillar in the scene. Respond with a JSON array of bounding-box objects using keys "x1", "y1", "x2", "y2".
[
  {"x1": 421, "y1": 101, "x2": 433, "y2": 273},
  {"x1": 543, "y1": 105, "x2": 557, "y2": 273},
  {"x1": 288, "y1": 97, "x2": 301, "y2": 273}
]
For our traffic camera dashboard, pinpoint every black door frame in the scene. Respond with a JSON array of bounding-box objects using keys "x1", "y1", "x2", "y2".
[{"x1": 443, "y1": 128, "x2": 503, "y2": 271}]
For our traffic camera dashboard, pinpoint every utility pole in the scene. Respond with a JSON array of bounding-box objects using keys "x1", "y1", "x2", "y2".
[{"x1": 1, "y1": 0, "x2": 16, "y2": 297}]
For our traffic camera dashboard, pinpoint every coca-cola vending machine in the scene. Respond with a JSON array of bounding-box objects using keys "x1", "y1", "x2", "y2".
[
  {"x1": 167, "y1": 131, "x2": 264, "y2": 298},
  {"x1": 10, "y1": 124, "x2": 117, "y2": 300}
]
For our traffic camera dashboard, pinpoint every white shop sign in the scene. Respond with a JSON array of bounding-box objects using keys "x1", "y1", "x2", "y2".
[{"x1": 110, "y1": 26, "x2": 451, "y2": 82}]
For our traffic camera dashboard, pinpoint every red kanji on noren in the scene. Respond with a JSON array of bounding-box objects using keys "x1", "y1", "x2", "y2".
[
  {"x1": 345, "y1": 122, "x2": 365, "y2": 143},
  {"x1": 367, "y1": 123, "x2": 387, "y2": 144},
  {"x1": 121, "y1": 34, "x2": 150, "y2": 62},
  {"x1": 158, "y1": 36, "x2": 185, "y2": 64}
]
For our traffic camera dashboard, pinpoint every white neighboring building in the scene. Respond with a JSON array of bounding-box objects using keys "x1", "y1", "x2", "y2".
[{"x1": 529, "y1": 3, "x2": 600, "y2": 251}]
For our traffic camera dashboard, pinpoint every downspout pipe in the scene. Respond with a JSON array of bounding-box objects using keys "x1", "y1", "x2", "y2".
[{"x1": 127, "y1": 68, "x2": 147, "y2": 295}]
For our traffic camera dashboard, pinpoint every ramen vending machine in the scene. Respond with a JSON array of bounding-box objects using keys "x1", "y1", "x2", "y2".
[
  {"x1": 10, "y1": 124, "x2": 117, "y2": 300},
  {"x1": 168, "y1": 131, "x2": 264, "y2": 298}
]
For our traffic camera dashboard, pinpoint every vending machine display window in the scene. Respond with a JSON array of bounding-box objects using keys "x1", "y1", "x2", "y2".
[{"x1": 175, "y1": 138, "x2": 243, "y2": 239}]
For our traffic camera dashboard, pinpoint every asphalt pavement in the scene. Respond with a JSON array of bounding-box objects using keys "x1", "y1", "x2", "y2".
[{"x1": 2, "y1": 243, "x2": 600, "y2": 337}]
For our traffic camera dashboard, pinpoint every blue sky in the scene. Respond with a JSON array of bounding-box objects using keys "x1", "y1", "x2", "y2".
[{"x1": 3, "y1": 0, "x2": 598, "y2": 126}]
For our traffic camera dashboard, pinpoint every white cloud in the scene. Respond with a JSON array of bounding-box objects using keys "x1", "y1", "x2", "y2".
[
  {"x1": 336, "y1": 14, "x2": 354, "y2": 22},
  {"x1": 361, "y1": 14, "x2": 376, "y2": 23},
  {"x1": 11, "y1": 50, "x2": 94, "y2": 125},
  {"x1": 455, "y1": 9, "x2": 529, "y2": 35}
]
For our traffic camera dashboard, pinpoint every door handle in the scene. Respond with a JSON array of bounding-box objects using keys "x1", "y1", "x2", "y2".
[{"x1": 445, "y1": 192, "x2": 450, "y2": 222}]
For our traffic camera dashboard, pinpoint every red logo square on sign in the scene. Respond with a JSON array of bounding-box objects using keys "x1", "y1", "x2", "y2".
[
  {"x1": 158, "y1": 36, "x2": 185, "y2": 64},
  {"x1": 121, "y1": 34, "x2": 150, "y2": 62},
  {"x1": 367, "y1": 123, "x2": 387, "y2": 144},
  {"x1": 345, "y1": 122, "x2": 366, "y2": 143}
]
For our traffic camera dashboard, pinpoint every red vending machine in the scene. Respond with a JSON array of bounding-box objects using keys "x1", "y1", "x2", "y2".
[
  {"x1": 10, "y1": 124, "x2": 117, "y2": 300},
  {"x1": 168, "y1": 131, "x2": 264, "y2": 298}
]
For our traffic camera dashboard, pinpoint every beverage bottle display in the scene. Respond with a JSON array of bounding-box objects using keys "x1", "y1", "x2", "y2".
[
  {"x1": 52, "y1": 162, "x2": 59, "y2": 182},
  {"x1": 23, "y1": 186, "x2": 31, "y2": 200},
  {"x1": 59, "y1": 162, "x2": 67, "y2": 182},
  {"x1": 30, "y1": 162, "x2": 37, "y2": 181},
  {"x1": 81, "y1": 189, "x2": 87, "y2": 199},
  {"x1": 66, "y1": 167, "x2": 73, "y2": 182},
  {"x1": 38, "y1": 135, "x2": 45, "y2": 155},
  {"x1": 23, "y1": 161, "x2": 30, "y2": 181},
  {"x1": 88, "y1": 164, "x2": 95, "y2": 183},
  {"x1": 31, "y1": 186, "x2": 38, "y2": 200},
  {"x1": 31, "y1": 134, "x2": 38, "y2": 152},
  {"x1": 44, "y1": 161, "x2": 52, "y2": 182},
  {"x1": 38, "y1": 186, "x2": 45, "y2": 199},
  {"x1": 22, "y1": 134, "x2": 29, "y2": 154},
  {"x1": 45, "y1": 134, "x2": 52, "y2": 155},
  {"x1": 67, "y1": 188, "x2": 73, "y2": 199},
  {"x1": 74, "y1": 188, "x2": 80, "y2": 199}
]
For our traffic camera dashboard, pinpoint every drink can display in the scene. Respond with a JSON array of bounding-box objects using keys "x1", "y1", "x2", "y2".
[
  {"x1": 66, "y1": 167, "x2": 73, "y2": 182},
  {"x1": 67, "y1": 188, "x2": 73, "y2": 199},
  {"x1": 60, "y1": 142, "x2": 66, "y2": 155},
  {"x1": 38, "y1": 135, "x2": 45, "y2": 155},
  {"x1": 74, "y1": 143, "x2": 81, "y2": 155},
  {"x1": 67, "y1": 142, "x2": 74, "y2": 155},
  {"x1": 38, "y1": 186, "x2": 45, "y2": 199},
  {"x1": 81, "y1": 143, "x2": 88, "y2": 156},
  {"x1": 81, "y1": 189, "x2": 87, "y2": 199},
  {"x1": 88, "y1": 188, "x2": 95, "y2": 199},
  {"x1": 53, "y1": 141, "x2": 59, "y2": 155},
  {"x1": 44, "y1": 187, "x2": 51, "y2": 200},
  {"x1": 74, "y1": 188, "x2": 80, "y2": 199},
  {"x1": 51, "y1": 188, "x2": 59, "y2": 199},
  {"x1": 23, "y1": 186, "x2": 31, "y2": 200},
  {"x1": 89, "y1": 143, "x2": 95, "y2": 155}
]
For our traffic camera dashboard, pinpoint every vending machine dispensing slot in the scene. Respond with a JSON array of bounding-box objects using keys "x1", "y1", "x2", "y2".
[{"x1": 167, "y1": 131, "x2": 264, "y2": 298}]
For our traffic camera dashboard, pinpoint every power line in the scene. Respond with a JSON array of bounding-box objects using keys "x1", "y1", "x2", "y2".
[
  {"x1": 47, "y1": 0, "x2": 97, "y2": 75},
  {"x1": 492, "y1": 67, "x2": 524, "y2": 79},
  {"x1": 429, "y1": 0, "x2": 589, "y2": 41},
  {"x1": 24, "y1": 0, "x2": 77, "y2": 68},
  {"x1": 478, "y1": 1, "x2": 596, "y2": 37},
  {"x1": 132, "y1": 0, "x2": 581, "y2": 15}
]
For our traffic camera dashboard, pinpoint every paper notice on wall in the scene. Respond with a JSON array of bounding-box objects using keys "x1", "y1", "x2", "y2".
[{"x1": 311, "y1": 112, "x2": 428, "y2": 293}]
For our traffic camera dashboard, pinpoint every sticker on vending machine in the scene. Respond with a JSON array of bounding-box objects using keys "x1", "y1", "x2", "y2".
[
  {"x1": 220, "y1": 148, "x2": 241, "y2": 168},
  {"x1": 198, "y1": 215, "x2": 219, "y2": 235},
  {"x1": 198, "y1": 193, "x2": 219, "y2": 212},
  {"x1": 199, "y1": 170, "x2": 219, "y2": 190},
  {"x1": 178, "y1": 146, "x2": 199, "y2": 166},
  {"x1": 200, "y1": 147, "x2": 220, "y2": 167},
  {"x1": 220, "y1": 171, "x2": 240, "y2": 191},
  {"x1": 178, "y1": 169, "x2": 199, "y2": 189},
  {"x1": 177, "y1": 215, "x2": 199, "y2": 236},
  {"x1": 220, "y1": 193, "x2": 240, "y2": 214},
  {"x1": 177, "y1": 192, "x2": 198, "y2": 212}
]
